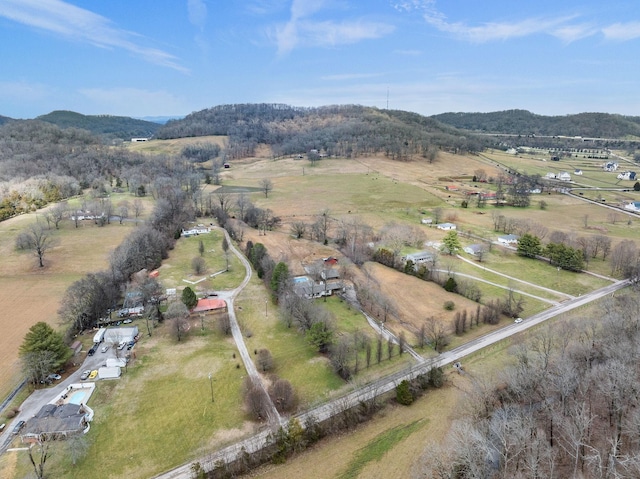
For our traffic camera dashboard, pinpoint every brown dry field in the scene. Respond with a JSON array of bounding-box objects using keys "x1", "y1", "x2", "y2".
[
  {"x1": 249, "y1": 370, "x2": 472, "y2": 479},
  {"x1": 0, "y1": 213, "x2": 136, "y2": 398}
]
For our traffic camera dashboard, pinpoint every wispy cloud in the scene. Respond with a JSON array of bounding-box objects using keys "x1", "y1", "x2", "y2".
[
  {"x1": 393, "y1": 0, "x2": 597, "y2": 44},
  {"x1": 602, "y1": 22, "x2": 640, "y2": 41},
  {"x1": 274, "y1": 0, "x2": 394, "y2": 54},
  {"x1": 424, "y1": 13, "x2": 583, "y2": 43},
  {"x1": 0, "y1": 0, "x2": 188, "y2": 72}
]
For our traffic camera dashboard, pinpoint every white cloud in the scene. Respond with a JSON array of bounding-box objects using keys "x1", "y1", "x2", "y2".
[
  {"x1": 274, "y1": 0, "x2": 394, "y2": 54},
  {"x1": 424, "y1": 13, "x2": 581, "y2": 43},
  {"x1": 602, "y1": 22, "x2": 640, "y2": 41},
  {"x1": 79, "y1": 88, "x2": 188, "y2": 117},
  {"x1": 188, "y1": 0, "x2": 208, "y2": 30},
  {"x1": 0, "y1": 0, "x2": 188, "y2": 72}
]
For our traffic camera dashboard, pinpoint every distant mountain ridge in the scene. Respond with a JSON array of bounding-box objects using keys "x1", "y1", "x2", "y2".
[
  {"x1": 36, "y1": 110, "x2": 161, "y2": 140},
  {"x1": 431, "y1": 110, "x2": 640, "y2": 138}
]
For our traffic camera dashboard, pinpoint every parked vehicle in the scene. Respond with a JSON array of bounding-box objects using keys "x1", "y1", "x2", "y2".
[
  {"x1": 88, "y1": 370, "x2": 98, "y2": 380},
  {"x1": 80, "y1": 370, "x2": 91, "y2": 380},
  {"x1": 12, "y1": 420, "x2": 25, "y2": 435},
  {"x1": 101, "y1": 345, "x2": 109, "y2": 353},
  {"x1": 514, "y1": 317, "x2": 524, "y2": 324},
  {"x1": 88, "y1": 344, "x2": 98, "y2": 356},
  {"x1": 123, "y1": 319, "x2": 133, "y2": 324},
  {"x1": 47, "y1": 373, "x2": 62, "y2": 381}
]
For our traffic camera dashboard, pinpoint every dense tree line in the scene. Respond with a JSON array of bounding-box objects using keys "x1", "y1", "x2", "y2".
[
  {"x1": 432, "y1": 109, "x2": 640, "y2": 138},
  {"x1": 419, "y1": 291, "x2": 640, "y2": 479},
  {"x1": 0, "y1": 120, "x2": 174, "y2": 220},
  {"x1": 58, "y1": 179, "x2": 190, "y2": 337},
  {"x1": 35, "y1": 110, "x2": 160, "y2": 140},
  {"x1": 156, "y1": 103, "x2": 485, "y2": 161}
]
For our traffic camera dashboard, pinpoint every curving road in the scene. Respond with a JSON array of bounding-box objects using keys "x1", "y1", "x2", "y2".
[{"x1": 215, "y1": 227, "x2": 282, "y2": 427}]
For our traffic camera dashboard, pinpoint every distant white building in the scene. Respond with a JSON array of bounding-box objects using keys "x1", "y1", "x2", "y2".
[
  {"x1": 131, "y1": 138, "x2": 149, "y2": 142},
  {"x1": 436, "y1": 223, "x2": 457, "y2": 231},
  {"x1": 603, "y1": 162, "x2": 619, "y2": 172},
  {"x1": 463, "y1": 244, "x2": 486, "y2": 256},
  {"x1": 574, "y1": 169, "x2": 583, "y2": 175},
  {"x1": 498, "y1": 234, "x2": 520, "y2": 245},
  {"x1": 421, "y1": 218, "x2": 433, "y2": 225},
  {"x1": 401, "y1": 251, "x2": 434, "y2": 264},
  {"x1": 558, "y1": 172, "x2": 571, "y2": 181},
  {"x1": 624, "y1": 201, "x2": 640, "y2": 212},
  {"x1": 617, "y1": 171, "x2": 637, "y2": 181}
]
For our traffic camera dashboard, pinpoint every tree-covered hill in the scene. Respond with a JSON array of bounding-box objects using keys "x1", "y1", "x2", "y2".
[
  {"x1": 157, "y1": 103, "x2": 486, "y2": 160},
  {"x1": 36, "y1": 110, "x2": 161, "y2": 140},
  {"x1": 431, "y1": 110, "x2": 640, "y2": 138},
  {"x1": 0, "y1": 114, "x2": 14, "y2": 126}
]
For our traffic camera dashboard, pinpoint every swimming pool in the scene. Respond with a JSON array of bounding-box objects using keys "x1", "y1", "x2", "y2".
[
  {"x1": 69, "y1": 390, "x2": 89, "y2": 405},
  {"x1": 292, "y1": 276, "x2": 310, "y2": 284}
]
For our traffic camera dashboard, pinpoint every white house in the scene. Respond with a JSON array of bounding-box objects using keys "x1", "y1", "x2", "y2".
[
  {"x1": 545, "y1": 172, "x2": 557, "y2": 179},
  {"x1": 401, "y1": 251, "x2": 434, "y2": 264},
  {"x1": 131, "y1": 138, "x2": 149, "y2": 142},
  {"x1": 181, "y1": 225, "x2": 210, "y2": 237},
  {"x1": 617, "y1": 171, "x2": 637, "y2": 181},
  {"x1": 437, "y1": 223, "x2": 457, "y2": 231},
  {"x1": 574, "y1": 169, "x2": 583, "y2": 175},
  {"x1": 624, "y1": 201, "x2": 640, "y2": 212},
  {"x1": 421, "y1": 218, "x2": 433, "y2": 225},
  {"x1": 558, "y1": 172, "x2": 571, "y2": 182},
  {"x1": 498, "y1": 234, "x2": 520, "y2": 245},
  {"x1": 603, "y1": 162, "x2": 619, "y2": 172}
]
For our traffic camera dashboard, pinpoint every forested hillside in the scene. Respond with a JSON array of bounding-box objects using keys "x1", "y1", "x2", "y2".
[
  {"x1": 432, "y1": 110, "x2": 640, "y2": 138},
  {"x1": 0, "y1": 120, "x2": 163, "y2": 220},
  {"x1": 157, "y1": 103, "x2": 486, "y2": 160},
  {"x1": 0, "y1": 115, "x2": 13, "y2": 127},
  {"x1": 36, "y1": 110, "x2": 161, "y2": 140}
]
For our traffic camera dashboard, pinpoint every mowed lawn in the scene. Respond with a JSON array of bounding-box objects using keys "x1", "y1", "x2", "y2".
[
  {"x1": 0, "y1": 211, "x2": 141, "y2": 399},
  {"x1": 9, "y1": 326, "x2": 250, "y2": 479}
]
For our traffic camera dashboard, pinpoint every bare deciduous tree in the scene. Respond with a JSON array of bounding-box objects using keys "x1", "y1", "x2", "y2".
[{"x1": 16, "y1": 223, "x2": 58, "y2": 268}]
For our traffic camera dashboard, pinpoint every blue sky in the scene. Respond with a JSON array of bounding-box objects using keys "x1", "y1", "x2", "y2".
[{"x1": 1, "y1": 0, "x2": 640, "y2": 119}]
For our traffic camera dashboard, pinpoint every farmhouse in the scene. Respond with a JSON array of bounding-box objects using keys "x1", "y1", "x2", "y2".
[
  {"x1": 191, "y1": 298, "x2": 227, "y2": 314},
  {"x1": 558, "y1": 172, "x2": 571, "y2": 181},
  {"x1": 498, "y1": 234, "x2": 520, "y2": 245},
  {"x1": 574, "y1": 169, "x2": 583, "y2": 175},
  {"x1": 401, "y1": 251, "x2": 434, "y2": 264},
  {"x1": 463, "y1": 244, "x2": 485, "y2": 256},
  {"x1": 624, "y1": 201, "x2": 640, "y2": 212},
  {"x1": 421, "y1": 218, "x2": 433, "y2": 225},
  {"x1": 21, "y1": 403, "x2": 91, "y2": 443},
  {"x1": 545, "y1": 172, "x2": 557, "y2": 180},
  {"x1": 603, "y1": 162, "x2": 619, "y2": 172},
  {"x1": 181, "y1": 225, "x2": 210, "y2": 237},
  {"x1": 617, "y1": 171, "x2": 637, "y2": 181},
  {"x1": 293, "y1": 280, "x2": 344, "y2": 299},
  {"x1": 437, "y1": 223, "x2": 457, "y2": 231}
]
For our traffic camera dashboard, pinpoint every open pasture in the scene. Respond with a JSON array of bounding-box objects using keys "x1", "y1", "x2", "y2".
[{"x1": 0, "y1": 212, "x2": 139, "y2": 399}]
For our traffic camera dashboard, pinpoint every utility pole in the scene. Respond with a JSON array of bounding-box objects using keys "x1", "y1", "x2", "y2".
[{"x1": 208, "y1": 372, "x2": 214, "y2": 403}]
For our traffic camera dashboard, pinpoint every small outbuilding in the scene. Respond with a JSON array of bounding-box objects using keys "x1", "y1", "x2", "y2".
[
  {"x1": 191, "y1": 298, "x2": 227, "y2": 314},
  {"x1": 98, "y1": 367, "x2": 121, "y2": 380}
]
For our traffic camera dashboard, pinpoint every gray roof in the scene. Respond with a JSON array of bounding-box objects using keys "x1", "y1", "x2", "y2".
[{"x1": 22, "y1": 403, "x2": 88, "y2": 440}]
